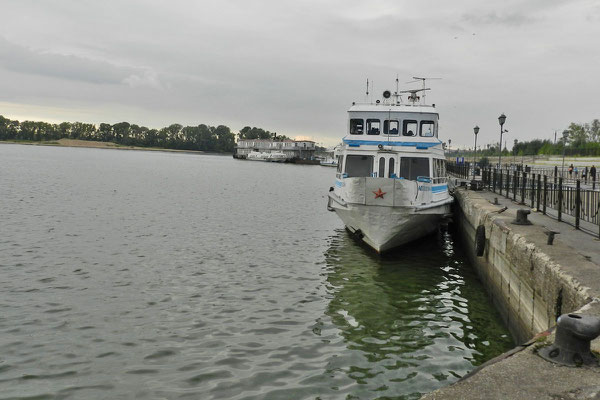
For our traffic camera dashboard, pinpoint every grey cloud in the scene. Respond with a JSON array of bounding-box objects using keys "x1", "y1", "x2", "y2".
[
  {"x1": 0, "y1": 36, "x2": 162, "y2": 88},
  {"x1": 0, "y1": 0, "x2": 598, "y2": 146},
  {"x1": 462, "y1": 11, "x2": 539, "y2": 27}
]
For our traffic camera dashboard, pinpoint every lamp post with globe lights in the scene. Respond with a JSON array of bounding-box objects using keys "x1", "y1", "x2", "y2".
[
  {"x1": 498, "y1": 113, "x2": 507, "y2": 169},
  {"x1": 473, "y1": 125, "x2": 479, "y2": 181}
]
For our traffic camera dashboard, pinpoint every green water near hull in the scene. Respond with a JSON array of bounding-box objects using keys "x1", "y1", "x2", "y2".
[{"x1": 323, "y1": 228, "x2": 514, "y2": 399}]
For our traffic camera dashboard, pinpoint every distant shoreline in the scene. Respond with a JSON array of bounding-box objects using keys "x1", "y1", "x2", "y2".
[{"x1": 0, "y1": 139, "x2": 230, "y2": 156}]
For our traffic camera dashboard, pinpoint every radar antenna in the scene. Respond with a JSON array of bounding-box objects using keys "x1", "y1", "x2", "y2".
[
  {"x1": 398, "y1": 88, "x2": 430, "y2": 105},
  {"x1": 405, "y1": 76, "x2": 441, "y2": 104}
]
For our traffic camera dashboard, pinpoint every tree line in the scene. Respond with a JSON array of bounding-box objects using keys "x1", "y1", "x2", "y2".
[
  {"x1": 452, "y1": 119, "x2": 600, "y2": 158},
  {"x1": 0, "y1": 115, "x2": 290, "y2": 153}
]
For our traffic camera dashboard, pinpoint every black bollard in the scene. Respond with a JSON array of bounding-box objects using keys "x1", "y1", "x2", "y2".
[
  {"x1": 545, "y1": 230, "x2": 560, "y2": 245},
  {"x1": 539, "y1": 313, "x2": 600, "y2": 367},
  {"x1": 512, "y1": 209, "x2": 533, "y2": 225}
]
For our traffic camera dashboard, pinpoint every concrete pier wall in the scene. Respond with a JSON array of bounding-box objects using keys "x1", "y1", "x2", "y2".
[{"x1": 453, "y1": 188, "x2": 593, "y2": 343}]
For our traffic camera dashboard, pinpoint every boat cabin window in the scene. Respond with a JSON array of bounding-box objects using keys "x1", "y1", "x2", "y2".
[
  {"x1": 378, "y1": 157, "x2": 385, "y2": 177},
  {"x1": 350, "y1": 119, "x2": 364, "y2": 135},
  {"x1": 388, "y1": 158, "x2": 395, "y2": 178},
  {"x1": 433, "y1": 159, "x2": 445, "y2": 177},
  {"x1": 384, "y1": 120, "x2": 399, "y2": 135},
  {"x1": 366, "y1": 119, "x2": 380, "y2": 135},
  {"x1": 399, "y1": 157, "x2": 429, "y2": 180},
  {"x1": 420, "y1": 121, "x2": 435, "y2": 137},
  {"x1": 336, "y1": 155, "x2": 343, "y2": 173},
  {"x1": 403, "y1": 120, "x2": 417, "y2": 137},
  {"x1": 345, "y1": 155, "x2": 374, "y2": 177}
]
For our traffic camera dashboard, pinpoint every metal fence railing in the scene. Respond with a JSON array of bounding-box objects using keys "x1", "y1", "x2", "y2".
[{"x1": 448, "y1": 162, "x2": 600, "y2": 238}]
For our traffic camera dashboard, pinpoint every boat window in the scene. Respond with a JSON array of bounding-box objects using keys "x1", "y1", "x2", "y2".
[
  {"x1": 433, "y1": 159, "x2": 444, "y2": 177},
  {"x1": 388, "y1": 158, "x2": 395, "y2": 178},
  {"x1": 399, "y1": 157, "x2": 429, "y2": 180},
  {"x1": 378, "y1": 157, "x2": 385, "y2": 178},
  {"x1": 350, "y1": 119, "x2": 364, "y2": 135},
  {"x1": 420, "y1": 121, "x2": 435, "y2": 137},
  {"x1": 403, "y1": 120, "x2": 417, "y2": 136},
  {"x1": 336, "y1": 155, "x2": 343, "y2": 173},
  {"x1": 384, "y1": 120, "x2": 399, "y2": 135},
  {"x1": 366, "y1": 119, "x2": 380, "y2": 135},
  {"x1": 345, "y1": 155, "x2": 374, "y2": 177}
]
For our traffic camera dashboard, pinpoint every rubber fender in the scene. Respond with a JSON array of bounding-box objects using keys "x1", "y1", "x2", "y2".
[
  {"x1": 475, "y1": 225, "x2": 486, "y2": 256},
  {"x1": 327, "y1": 197, "x2": 334, "y2": 212}
]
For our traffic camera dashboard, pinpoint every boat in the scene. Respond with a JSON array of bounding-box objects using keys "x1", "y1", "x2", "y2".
[
  {"x1": 247, "y1": 151, "x2": 267, "y2": 161},
  {"x1": 264, "y1": 152, "x2": 288, "y2": 162},
  {"x1": 327, "y1": 82, "x2": 453, "y2": 253},
  {"x1": 320, "y1": 157, "x2": 338, "y2": 167}
]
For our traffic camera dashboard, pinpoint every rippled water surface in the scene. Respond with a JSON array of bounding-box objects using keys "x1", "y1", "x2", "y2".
[{"x1": 0, "y1": 144, "x2": 514, "y2": 399}]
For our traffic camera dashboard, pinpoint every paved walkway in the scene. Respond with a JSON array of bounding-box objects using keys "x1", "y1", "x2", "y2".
[{"x1": 477, "y1": 189, "x2": 600, "y2": 267}]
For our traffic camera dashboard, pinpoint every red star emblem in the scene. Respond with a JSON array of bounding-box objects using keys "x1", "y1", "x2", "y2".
[{"x1": 373, "y1": 188, "x2": 386, "y2": 199}]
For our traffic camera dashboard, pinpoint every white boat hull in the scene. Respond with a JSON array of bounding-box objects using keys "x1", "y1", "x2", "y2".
[{"x1": 329, "y1": 195, "x2": 451, "y2": 252}]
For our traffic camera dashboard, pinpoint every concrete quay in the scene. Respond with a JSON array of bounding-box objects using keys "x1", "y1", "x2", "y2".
[{"x1": 422, "y1": 185, "x2": 600, "y2": 399}]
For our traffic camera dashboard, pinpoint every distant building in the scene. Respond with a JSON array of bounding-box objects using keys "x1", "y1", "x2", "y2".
[{"x1": 234, "y1": 139, "x2": 316, "y2": 160}]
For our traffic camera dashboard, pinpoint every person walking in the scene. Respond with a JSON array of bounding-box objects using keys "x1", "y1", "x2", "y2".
[
  {"x1": 574, "y1": 166, "x2": 579, "y2": 179},
  {"x1": 568, "y1": 163, "x2": 574, "y2": 177},
  {"x1": 583, "y1": 166, "x2": 588, "y2": 183},
  {"x1": 591, "y1": 165, "x2": 597, "y2": 189}
]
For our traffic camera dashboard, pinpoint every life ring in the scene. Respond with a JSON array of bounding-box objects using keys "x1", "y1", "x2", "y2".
[{"x1": 475, "y1": 225, "x2": 486, "y2": 256}]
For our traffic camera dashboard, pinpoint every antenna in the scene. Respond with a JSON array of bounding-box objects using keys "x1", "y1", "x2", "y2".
[
  {"x1": 405, "y1": 76, "x2": 441, "y2": 104},
  {"x1": 371, "y1": 80, "x2": 374, "y2": 103},
  {"x1": 366, "y1": 78, "x2": 369, "y2": 102},
  {"x1": 393, "y1": 75, "x2": 402, "y2": 105},
  {"x1": 399, "y1": 88, "x2": 430, "y2": 105}
]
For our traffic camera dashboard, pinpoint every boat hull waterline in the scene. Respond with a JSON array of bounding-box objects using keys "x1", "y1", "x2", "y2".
[{"x1": 329, "y1": 194, "x2": 451, "y2": 252}]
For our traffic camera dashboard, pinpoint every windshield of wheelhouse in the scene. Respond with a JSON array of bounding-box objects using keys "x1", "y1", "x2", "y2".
[
  {"x1": 399, "y1": 157, "x2": 429, "y2": 180},
  {"x1": 344, "y1": 155, "x2": 374, "y2": 177}
]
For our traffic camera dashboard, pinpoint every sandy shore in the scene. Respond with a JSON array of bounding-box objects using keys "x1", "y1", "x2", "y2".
[{"x1": 1, "y1": 139, "x2": 222, "y2": 155}]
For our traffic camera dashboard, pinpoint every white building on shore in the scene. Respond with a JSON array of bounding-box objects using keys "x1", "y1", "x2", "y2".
[{"x1": 234, "y1": 139, "x2": 316, "y2": 160}]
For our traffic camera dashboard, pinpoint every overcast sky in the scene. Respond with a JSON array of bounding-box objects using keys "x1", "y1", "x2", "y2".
[{"x1": 1, "y1": 0, "x2": 599, "y2": 147}]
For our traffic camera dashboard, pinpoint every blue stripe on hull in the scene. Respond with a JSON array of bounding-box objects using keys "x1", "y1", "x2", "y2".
[{"x1": 432, "y1": 184, "x2": 448, "y2": 193}]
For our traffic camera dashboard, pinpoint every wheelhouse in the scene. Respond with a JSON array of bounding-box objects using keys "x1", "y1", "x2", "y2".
[
  {"x1": 348, "y1": 109, "x2": 439, "y2": 138},
  {"x1": 336, "y1": 104, "x2": 445, "y2": 184}
]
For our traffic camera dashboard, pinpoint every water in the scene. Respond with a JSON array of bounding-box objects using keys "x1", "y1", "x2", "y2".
[{"x1": 0, "y1": 144, "x2": 513, "y2": 399}]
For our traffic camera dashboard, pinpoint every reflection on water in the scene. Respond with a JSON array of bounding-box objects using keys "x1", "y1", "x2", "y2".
[{"x1": 323, "y1": 228, "x2": 514, "y2": 399}]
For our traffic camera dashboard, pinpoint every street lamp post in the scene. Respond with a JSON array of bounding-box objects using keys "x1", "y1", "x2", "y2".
[
  {"x1": 561, "y1": 130, "x2": 568, "y2": 178},
  {"x1": 498, "y1": 113, "x2": 506, "y2": 169},
  {"x1": 473, "y1": 125, "x2": 479, "y2": 181}
]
